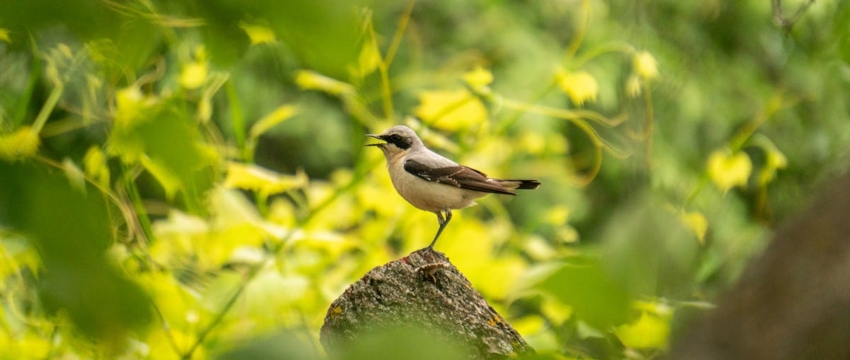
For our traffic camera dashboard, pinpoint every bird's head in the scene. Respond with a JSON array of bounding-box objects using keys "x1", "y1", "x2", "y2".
[{"x1": 365, "y1": 125, "x2": 423, "y2": 158}]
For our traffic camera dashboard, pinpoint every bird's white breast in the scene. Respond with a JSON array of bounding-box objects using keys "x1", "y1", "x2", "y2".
[{"x1": 387, "y1": 153, "x2": 485, "y2": 212}]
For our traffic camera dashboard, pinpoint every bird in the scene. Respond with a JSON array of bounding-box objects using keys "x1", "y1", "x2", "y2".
[{"x1": 366, "y1": 125, "x2": 540, "y2": 250}]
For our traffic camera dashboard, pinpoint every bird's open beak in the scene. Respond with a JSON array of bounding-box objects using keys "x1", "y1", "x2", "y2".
[{"x1": 364, "y1": 134, "x2": 385, "y2": 147}]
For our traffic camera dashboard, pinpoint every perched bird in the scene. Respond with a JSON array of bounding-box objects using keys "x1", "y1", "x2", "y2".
[{"x1": 366, "y1": 125, "x2": 540, "y2": 250}]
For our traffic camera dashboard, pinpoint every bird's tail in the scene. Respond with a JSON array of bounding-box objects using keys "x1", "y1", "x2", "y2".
[{"x1": 495, "y1": 179, "x2": 541, "y2": 191}]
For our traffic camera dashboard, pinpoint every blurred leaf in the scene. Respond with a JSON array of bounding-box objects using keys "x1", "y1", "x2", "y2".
[
  {"x1": 179, "y1": 60, "x2": 209, "y2": 90},
  {"x1": 295, "y1": 70, "x2": 355, "y2": 96},
  {"x1": 334, "y1": 325, "x2": 472, "y2": 360},
  {"x1": 556, "y1": 69, "x2": 598, "y2": 106},
  {"x1": 243, "y1": 269, "x2": 309, "y2": 315},
  {"x1": 194, "y1": 0, "x2": 359, "y2": 74},
  {"x1": 463, "y1": 66, "x2": 494, "y2": 93},
  {"x1": 538, "y1": 259, "x2": 630, "y2": 329},
  {"x1": 224, "y1": 162, "x2": 308, "y2": 199},
  {"x1": 680, "y1": 210, "x2": 708, "y2": 244},
  {"x1": 599, "y1": 196, "x2": 699, "y2": 298},
  {"x1": 751, "y1": 135, "x2": 788, "y2": 186},
  {"x1": 215, "y1": 331, "x2": 319, "y2": 360},
  {"x1": 707, "y1": 148, "x2": 752, "y2": 192},
  {"x1": 0, "y1": 126, "x2": 39, "y2": 161},
  {"x1": 83, "y1": 146, "x2": 110, "y2": 187},
  {"x1": 0, "y1": 161, "x2": 151, "y2": 348},
  {"x1": 249, "y1": 104, "x2": 299, "y2": 140},
  {"x1": 614, "y1": 312, "x2": 671, "y2": 350},
  {"x1": 354, "y1": 33, "x2": 381, "y2": 78},
  {"x1": 0, "y1": 28, "x2": 10, "y2": 43},
  {"x1": 626, "y1": 74, "x2": 642, "y2": 97},
  {"x1": 60, "y1": 158, "x2": 86, "y2": 192},
  {"x1": 633, "y1": 51, "x2": 659, "y2": 80},
  {"x1": 413, "y1": 88, "x2": 487, "y2": 131},
  {"x1": 0, "y1": 236, "x2": 40, "y2": 281},
  {"x1": 108, "y1": 94, "x2": 218, "y2": 203},
  {"x1": 239, "y1": 21, "x2": 277, "y2": 45}
]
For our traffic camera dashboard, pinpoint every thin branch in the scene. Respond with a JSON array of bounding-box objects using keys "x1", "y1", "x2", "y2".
[{"x1": 772, "y1": 0, "x2": 817, "y2": 31}]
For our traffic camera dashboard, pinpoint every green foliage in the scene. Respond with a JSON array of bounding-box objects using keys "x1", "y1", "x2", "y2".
[{"x1": 1, "y1": 0, "x2": 849, "y2": 359}]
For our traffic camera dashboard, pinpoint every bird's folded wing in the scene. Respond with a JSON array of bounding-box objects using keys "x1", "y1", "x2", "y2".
[{"x1": 403, "y1": 159, "x2": 516, "y2": 195}]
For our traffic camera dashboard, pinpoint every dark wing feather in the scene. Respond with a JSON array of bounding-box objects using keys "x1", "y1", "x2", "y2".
[{"x1": 403, "y1": 159, "x2": 516, "y2": 195}]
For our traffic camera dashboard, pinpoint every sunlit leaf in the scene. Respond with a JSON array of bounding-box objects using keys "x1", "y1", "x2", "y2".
[
  {"x1": 556, "y1": 69, "x2": 598, "y2": 106},
  {"x1": 239, "y1": 21, "x2": 277, "y2": 45},
  {"x1": 4, "y1": 333, "x2": 51, "y2": 359},
  {"x1": 83, "y1": 146, "x2": 110, "y2": 187},
  {"x1": 0, "y1": 162, "x2": 152, "y2": 347},
  {"x1": 626, "y1": 74, "x2": 642, "y2": 97},
  {"x1": 752, "y1": 135, "x2": 788, "y2": 186},
  {"x1": 680, "y1": 210, "x2": 708, "y2": 244},
  {"x1": 615, "y1": 312, "x2": 671, "y2": 349},
  {"x1": 0, "y1": 28, "x2": 10, "y2": 43},
  {"x1": 0, "y1": 236, "x2": 40, "y2": 281},
  {"x1": 224, "y1": 162, "x2": 308, "y2": 199},
  {"x1": 109, "y1": 96, "x2": 218, "y2": 203},
  {"x1": 249, "y1": 105, "x2": 299, "y2": 140},
  {"x1": 463, "y1": 66, "x2": 493, "y2": 90},
  {"x1": 114, "y1": 86, "x2": 155, "y2": 126},
  {"x1": 707, "y1": 149, "x2": 752, "y2": 192},
  {"x1": 179, "y1": 61, "x2": 208, "y2": 90},
  {"x1": 540, "y1": 295, "x2": 573, "y2": 325},
  {"x1": 354, "y1": 35, "x2": 381, "y2": 77},
  {"x1": 243, "y1": 269, "x2": 310, "y2": 315},
  {"x1": 0, "y1": 127, "x2": 39, "y2": 161},
  {"x1": 413, "y1": 88, "x2": 487, "y2": 131},
  {"x1": 633, "y1": 51, "x2": 659, "y2": 80},
  {"x1": 294, "y1": 70, "x2": 355, "y2": 96}
]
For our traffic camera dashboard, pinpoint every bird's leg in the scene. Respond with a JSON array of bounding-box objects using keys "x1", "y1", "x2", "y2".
[{"x1": 427, "y1": 210, "x2": 452, "y2": 250}]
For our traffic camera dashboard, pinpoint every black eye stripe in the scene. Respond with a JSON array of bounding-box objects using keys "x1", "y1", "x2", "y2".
[{"x1": 383, "y1": 133, "x2": 411, "y2": 149}]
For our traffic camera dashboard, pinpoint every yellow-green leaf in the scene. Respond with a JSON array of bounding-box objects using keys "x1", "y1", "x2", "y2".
[
  {"x1": 633, "y1": 51, "x2": 659, "y2": 80},
  {"x1": 0, "y1": 126, "x2": 40, "y2": 161},
  {"x1": 108, "y1": 97, "x2": 218, "y2": 203},
  {"x1": 179, "y1": 61, "x2": 208, "y2": 90},
  {"x1": 615, "y1": 312, "x2": 671, "y2": 349},
  {"x1": 680, "y1": 210, "x2": 708, "y2": 244},
  {"x1": 707, "y1": 149, "x2": 752, "y2": 192},
  {"x1": 224, "y1": 162, "x2": 308, "y2": 198},
  {"x1": 463, "y1": 66, "x2": 493, "y2": 89},
  {"x1": 0, "y1": 28, "x2": 10, "y2": 43},
  {"x1": 250, "y1": 105, "x2": 299, "y2": 140},
  {"x1": 294, "y1": 70, "x2": 355, "y2": 96},
  {"x1": 413, "y1": 88, "x2": 487, "y2": 131},
  {"x1": 753, "y1": 136, "x2": 788, "y2": 186},
  {"x1": 83, "y1": 146, "x2": 110, "y2": 187},
  {"x1": 239, "y1": 21, "x2": 277, "y2": 45},
  {"x1": 114, "y1": 86, "x2": 156, "y2": 126},
  {"x1": 354, "y1": 36, "x2": 381, "y2": 77},
  {"x1": 556, "y1": 69, "x2": 598, "y2": 106}
]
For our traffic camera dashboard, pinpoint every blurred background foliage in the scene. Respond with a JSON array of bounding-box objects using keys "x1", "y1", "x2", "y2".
[{"x1": 0, "y1": 0, "x2": 848, "y2": 358}]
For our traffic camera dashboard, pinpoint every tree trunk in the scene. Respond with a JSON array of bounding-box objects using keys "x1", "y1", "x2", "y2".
[{"x1": 320, "y1": 248, "x2": 534, "y2": 360}]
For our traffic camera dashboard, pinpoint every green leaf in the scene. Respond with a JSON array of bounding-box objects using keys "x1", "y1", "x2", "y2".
[
  {"x1": 538, "y1": 258, "x2": 630, "y2": 329},
  {"x1": 108, "y1": 95, "x2": 218, "y2": 207},
  {"x1": 0, "y1": 161, "x2": 151, "y2": 347},
  {"x1": 249, "y1": 105, "x2": 298, "y2": 140}
]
